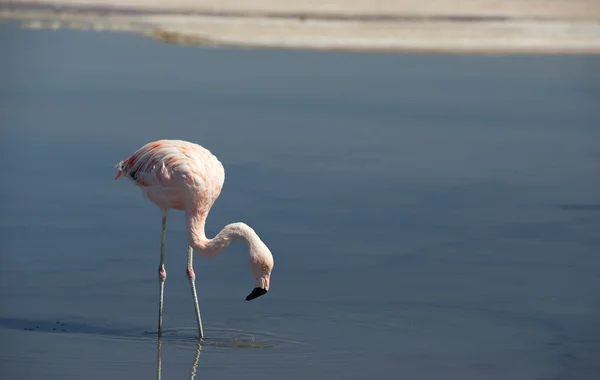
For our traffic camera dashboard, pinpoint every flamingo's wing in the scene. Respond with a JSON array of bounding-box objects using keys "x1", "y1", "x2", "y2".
[{"x1": 116, "y1": 140, "x2": 182, "y2": 188}]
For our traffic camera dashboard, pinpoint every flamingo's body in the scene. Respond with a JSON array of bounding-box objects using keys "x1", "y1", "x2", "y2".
[
  {"x1": 116, "y1": 140, "x2": 224, "y2": 217},
  {"x1": 115, "y1": 139, "x2": 274, "y2": 338}
]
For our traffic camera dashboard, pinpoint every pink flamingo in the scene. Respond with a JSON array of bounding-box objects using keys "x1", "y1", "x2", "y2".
[{"x1": 115, "y1": 140, "x2": 274, "y2": 339}]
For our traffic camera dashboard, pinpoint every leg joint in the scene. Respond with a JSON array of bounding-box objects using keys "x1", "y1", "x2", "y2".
[{"x1": 186, "y1": 267, "x2": 195, "y2": 281}]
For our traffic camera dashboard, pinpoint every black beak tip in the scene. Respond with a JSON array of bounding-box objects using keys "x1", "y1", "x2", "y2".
[{"x1": 246, "y1": 287, "x2": 268, "y2": 301}]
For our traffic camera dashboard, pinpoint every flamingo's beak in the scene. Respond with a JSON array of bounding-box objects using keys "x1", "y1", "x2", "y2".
[
  {"x1": 246, "y1": 287, "x2": 267, "y2": 301},
  {"x1": 115, "y1": 171, "x2": 122, "y2": 180}
]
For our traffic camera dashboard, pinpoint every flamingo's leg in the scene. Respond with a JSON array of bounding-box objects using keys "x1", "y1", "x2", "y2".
[
  {"x1": 158, "y1": 215, "x2": 167, "y2": 336},
  {"x1": 186, "y1": 245, "x2": 204, "y2": 339}
]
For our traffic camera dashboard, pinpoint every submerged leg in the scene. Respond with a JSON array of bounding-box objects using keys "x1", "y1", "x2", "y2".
[
  {"x1": 158, "y1": 215, "x2": 167, "y2": 336},
  {"x1": 186, "y1": 245, "x2": 204, "y2": 339}
]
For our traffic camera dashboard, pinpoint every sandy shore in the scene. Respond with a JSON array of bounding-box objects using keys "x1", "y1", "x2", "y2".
[{"x1": 1, "y1": 0, "x2": 600, "y2": 54}]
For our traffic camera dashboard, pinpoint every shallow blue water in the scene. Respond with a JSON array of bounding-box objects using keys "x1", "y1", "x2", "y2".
[{"x1": 1, "y1": 23, "x2": 600, "y2": 379}]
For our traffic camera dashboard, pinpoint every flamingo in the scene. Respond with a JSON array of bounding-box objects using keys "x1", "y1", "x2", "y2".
[{"x1": 115, "y1": 139, "x2": 274, "y2": 339}]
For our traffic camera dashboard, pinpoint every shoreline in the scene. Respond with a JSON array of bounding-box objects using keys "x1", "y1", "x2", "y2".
[{"x1": 2, "y1": 0, "x2": 600, "y2": 54}]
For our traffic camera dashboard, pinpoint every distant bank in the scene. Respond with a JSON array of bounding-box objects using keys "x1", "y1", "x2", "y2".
[{"x1": 2, "y1": 0, "x2": 600, "y2": 54}]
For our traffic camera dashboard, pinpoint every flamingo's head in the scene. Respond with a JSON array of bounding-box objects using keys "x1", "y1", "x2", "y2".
[{"x1": 246, "y1": 241, "x2": 274, "y2": 301}]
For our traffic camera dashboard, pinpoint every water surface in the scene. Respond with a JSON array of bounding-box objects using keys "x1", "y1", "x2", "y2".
[{"x1": 1, "y1": 23, "x2": 600, "y2": 379}]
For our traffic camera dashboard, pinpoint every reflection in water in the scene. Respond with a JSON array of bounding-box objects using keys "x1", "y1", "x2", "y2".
[
  {"x1": 188, "y1": 342, "x2": 201, "y2": 380},
  {"x1": 156, "y1": 338, "x2": 202, "y2": 380},
  {"x1": 156, "y1": 339, "x2": 162, "y2": 380}
]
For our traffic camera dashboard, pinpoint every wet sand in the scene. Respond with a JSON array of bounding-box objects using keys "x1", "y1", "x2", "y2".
[{"x1": 1, "y1": 0, "x2": 600, "y2": 53}]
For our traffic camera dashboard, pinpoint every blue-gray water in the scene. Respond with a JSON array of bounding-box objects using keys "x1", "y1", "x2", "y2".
[{"x1": 1, "y1": 23, "x2": 600, "y2": 379}]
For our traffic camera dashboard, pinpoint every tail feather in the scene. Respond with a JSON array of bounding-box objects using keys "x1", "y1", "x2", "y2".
[{"x1": 114, "y1": 160, "x2": 125, "y2": 180}]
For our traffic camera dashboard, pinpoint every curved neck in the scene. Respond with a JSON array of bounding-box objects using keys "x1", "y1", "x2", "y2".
[{"x1": 185, "y1": 210, "x2": 258, "y2": 257}]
